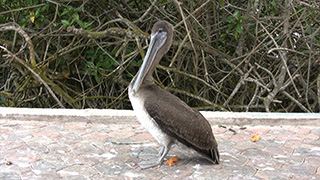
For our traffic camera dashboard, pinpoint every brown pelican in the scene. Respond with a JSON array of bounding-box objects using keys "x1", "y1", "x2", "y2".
[{"x1": 129, "y1": 20, "x2": 219, "y2": 169}]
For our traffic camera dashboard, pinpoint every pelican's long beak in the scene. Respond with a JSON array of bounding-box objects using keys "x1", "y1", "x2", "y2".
[{"x1": 132, "y1": 30, "x2": 167, "y2": 93}]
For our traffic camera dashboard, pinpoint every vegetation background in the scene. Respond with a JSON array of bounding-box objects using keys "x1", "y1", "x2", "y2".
[{"x1": 0, "y1": 0, "x2": 319, "y2": 112}]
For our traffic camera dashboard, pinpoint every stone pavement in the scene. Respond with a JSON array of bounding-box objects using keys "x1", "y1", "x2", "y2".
[{"x1": 1, "y1": 113, "x2": 320, "y2": 179}]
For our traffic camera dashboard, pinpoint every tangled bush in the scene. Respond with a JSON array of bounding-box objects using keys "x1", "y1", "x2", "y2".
[{"x1": 0, "y1": 0, "x2": 319, "y2": 112}]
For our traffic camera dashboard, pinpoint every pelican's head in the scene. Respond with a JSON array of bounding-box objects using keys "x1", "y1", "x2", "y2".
[{"x1": 132, "y1": 20, "x2": 173, "y2": 93}]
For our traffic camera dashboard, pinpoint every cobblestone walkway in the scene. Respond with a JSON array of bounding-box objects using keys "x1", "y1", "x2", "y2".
[{"x1": 1, "y1": 119, "x2": 320, "y2": 180}]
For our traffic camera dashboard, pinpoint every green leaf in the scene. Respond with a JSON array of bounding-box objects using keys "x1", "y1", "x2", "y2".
[
  {"x1": 35, "y1": 21, "x2": 40, "y2": 28},
  {"x1": 233, "y1": 10, "x2": 241, "y2": 18},
  {"x1": 224, "y1": 16, "x2": 234, "y2": 23},
  {"x1": 306, "y1": 27, "x2": 313, "y2": 35},
  {"x1": 94, "y1": 71, "x2": 100, "y2": 83},
  {"x1": 219, "y1": 34, "x2": 227, "y2": 41},
  {"x1": 74, "y1": 7, "x2": 83, "y2": 12},
  {"x1": 85, "y1": 49, "x2": 95, "y2": 55},
  {"x1": 40, "y1": 4, "x2": 49, "y2": 12},
  {"x1": 234, "y1": 31, "x2": 238, "y2": 40},
  {"x1": 61, "y1": 20, "x2": 70, "y2": 26},
  {"x1": 35, "y1": 8, "x2": 41, "y2": 16},
  {"x1": 25, "y1": 15, "x2": 33, "y2": 19},
  {"x1": 61, "y1": 8, "x2": 69, "y2": 16},
  {"x1": 77, "y1": 20, "x2": 84, "y2": 28},
  {"x1": 72, "y1": 13, "x2": 79, "y2": 20},
  {"x1": 239, "y1": 16, "x2": 249, "y2": 20},
  {"x1": 85, "y1": 21, "x2": 94, "y2": 28},
  {"x1": 226, "y1": 24, "x2": 234, "y2": 33},
  {"x1": 86, "y1": 61, "x2": 95, "y2": 69},
  {"x1": 235, "y1": 22, "x2": 243, "y2": 34},
  {"x1": 220, "y1": 0, "x2": 225, "y2": 6},
  {"x1": 67, "y1": 6, "x2": 74, "y2": 11},
  {"x1": 70, "y1": 19, "x2": 75, "y2": 25}
]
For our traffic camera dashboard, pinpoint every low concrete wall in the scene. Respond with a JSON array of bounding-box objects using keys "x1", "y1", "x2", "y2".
[{"x1": 0, "y1": 107, "x2": 319, "y2": 126}]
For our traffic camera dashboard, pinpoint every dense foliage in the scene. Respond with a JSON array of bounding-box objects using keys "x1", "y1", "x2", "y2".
[{"x1": 0, "y1": 0, "x2": 319, "y2": 112}]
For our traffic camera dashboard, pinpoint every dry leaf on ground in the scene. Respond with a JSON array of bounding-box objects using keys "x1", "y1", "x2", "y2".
[
  {"x1": 251, "y1": 134, "x2": 261, "y2": 142},
  {"x1": 166, "y1": 156, "x2": 179, "y2": 166}
]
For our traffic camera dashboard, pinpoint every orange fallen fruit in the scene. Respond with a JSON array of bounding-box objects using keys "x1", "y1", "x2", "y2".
[
  {"x1": 251, "y1": 134, "x2": 261, "y2": 142},
  {"x1": 166, "y1": 156, "x2": 179, "y2": 166}
]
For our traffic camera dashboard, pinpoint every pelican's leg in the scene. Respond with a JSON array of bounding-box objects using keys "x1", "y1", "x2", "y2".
[
  {"x1": 138, "y1": 143, "x2": 172, "y2": 169},
  {"x1": 157, "y1": 146, "x2": 165, "y2": 157}
]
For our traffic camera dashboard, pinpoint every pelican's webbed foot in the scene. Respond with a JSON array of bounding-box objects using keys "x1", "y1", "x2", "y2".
[
  {"x1": 138, "y1": 145, "x2": 170, "y2": 169},
  {"x1": 138, "y1": 159, "x2": 163, "y2": 169}
]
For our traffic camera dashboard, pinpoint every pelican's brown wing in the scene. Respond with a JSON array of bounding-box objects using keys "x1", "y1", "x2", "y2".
[{"x1": 143, "y1": 85, "x2": 219, "y2": 163}]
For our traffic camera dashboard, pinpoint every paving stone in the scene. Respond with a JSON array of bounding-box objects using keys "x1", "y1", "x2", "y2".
[
  {"x1": 61, "y1": 175, "x2": 87, "y2": 180},
  {"x1": 105, "y1": 137, "x2": 135, "y2": 145},
  {"x1": 33, "y1": 130, "x2": 61, "y2": 138},
  {"x1": 3, "y1": 141, "x2": 28, "y2": 151},
  {"x1": 255, "y1": 170, "x2": 288, "y2": 180},
  {"x1": 65, "y1": 122, "x2": 90, "y2": 130},
  {"x1": 0, "y1": 157, "x2": 32, "y2": 173},
  {"x1": 131, "y1": 146, "x2": 159, "y2": 160},
  {"x1": 188, "y1": 164, "x2": 230, "y2": 180},
  {"x1": 288, "y1": 127, "x2": 311, "y2": 134},
  {"x1": 56, "y1": 132, "x2": 82, "y2": 145},
  {"x1": 283, "y1": 140, "x2": 314, "y2": 150},
  {"x1": 257, "y1": 139, "x2": 284, "y2": 147},
  {"x1": 248, "y1": 157, "x2": 282, "y2": 170},
  {"x1": 25, "y1": 136, "x2": 56, "y2": 145},
  {"x1": 220, "y1": 152, "x2": 248, "y2": 166},
  {"x1": 217, "y1": 139, "x2": 236, "y2": 150},
  {"x1": 0, "y1": 172, "x2": 20, "y2": 180},
  {"x1": 1, "y1": 119, "x2": 320, "y2": 179},
  {"x1": 259, "y1": 133, "x2": 277, "y2": 141},
  {"x1": 6, "y1": 151, "x2": 39, "y2": 164},
  {"x1": 82, "y1": 132, "x2": 110, "y2": 141},
  {"x1": 269, "y1": 129, "x2": 294, "y2": 135},
  {"x1": 212, "y1": 127, "x2": 228, "y2": 134},
  {"x1": 108, "y1": 130, "x2": 135, "y2": 139},
  {"x1": 21, "y1": 170, "x2": 62, "y2": 180},
  {"x1": 311, "y1": 129, "x2": 320, "y2": 136},
  {"x1": 272, "y1": 154, "x2": 304, "y2": 165},
  {"x1": 72, "y1": 142, "x2": 105, "y2": 156},
  {"x1": 89, "y1": 123, "x2": 113, "y2": 134},
  {"x1": 234, "y1": 141, "x2": 264, "y2": 151},
  {"x1": 280, "y1": 164, "x2": 317, "y2": 177},
  {"x1": 292, "y1": 175, "x2": 320, "y2": 180},
  {"x1": 25, "y1": 142, "x2": 49, "y2": 153},
  {"x1": 229, "y1": 134, "x2": 252, "y2": 143},
  {"x1": 304, "y1": 156, "x2": 320, "y2": 167},
  {"x1": 245, "y1": 127, "x2": 270, "y2": 134},
  {"x1": 305, "y1": 133, "x2": 319, "y2": 140},
  {"x1": 131, "y1": 132, "x2": 154, "y2": 142},
  {"x1": 40, "y1": 125, "x2": 66, "y2": 131},
  {"x1": 58, "y1": 164, "x2": 98, "y2": 178},
  {"x1": 40, "y1": 150, "x2": 74, "y2": 163},
  {"x1": 31, "y1": 160, "x2": 67, "y2": 172},
  {"x1": 242, "y1": 149, "x2": 271, "y2": 160},
  {"x1": 94, "y1": 162, "x2": 129, "y2": 176},
  {"x1": 263, "y1": 146, "x2": 291, "y2": 156},
  {"x1": 303, "y1": 139, "x2": 320, "y2": 146},
  {"x1": 293, "y1": 147, "x2": 320, "y2": 157},
  {"x1": 277, "y1": 134, "x2": 305, "y2": 141},
  {"x1": 6, "y1": 133, "x2": 32, "y2": 142},
  {"x1": 223, "y1": 165, "x2": 257, "y2": 179}
]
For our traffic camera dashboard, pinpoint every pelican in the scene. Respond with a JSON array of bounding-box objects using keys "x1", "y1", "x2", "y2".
[{"x1": 129, "y1": 20, "x2": 219, "y2": 169}]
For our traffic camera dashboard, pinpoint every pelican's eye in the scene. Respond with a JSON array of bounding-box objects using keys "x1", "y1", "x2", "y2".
[{"x1": 158, "y1": 28, "x2": 163, "y2": 33}]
